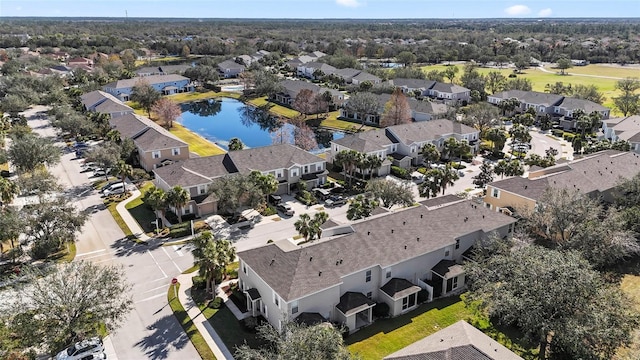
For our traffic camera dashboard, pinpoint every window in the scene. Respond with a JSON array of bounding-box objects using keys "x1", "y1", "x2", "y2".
[
  {"x1": 445, "y1": 249, "x2": 450, "y2": 257},
  {"x1": 152, "y1": 151, "x2": 161, "y2": 159},
  {"x1": 385, "y1": 269, "x2": 391, "y2": 279},
  {"x1": 172, "y1": 148, "x2": 180, "y2": 156},
  {"x1": 291, "y1": 300, "x2": 299, "y2": 314},
  {"x1": 366, "y1": 291, "x2": 372, "y2": 299},
  {"x1": 455, "y1": 239, "x2": 460, "y2": 250},
  {"x1": 263, "y1": 303, "x2": 268, "y2": 317},
  {"x1": 198, "y1": 185, "x2": 206, "y2": 195},
  {"x1": 273, "y1": 293, "x2": 279, "y2": 308},
  {"x1": 291, "y1": 169, "x2": 298, "y2": 177},
  {"x1": 276, "y1": 171, "x2": 283, "y2": 178},
  {"x1": 402, "y1": 297, "x2": 408, "y2": 310},
  {"x1": 452, "y1": 276, "x2": 458, "y2": 289},
  {"x1": 492, "y1": 188, "x2": 500, "y2": 198},
  {"x1": 402, "y1": 294, "x2": 416, "y2": 310},
  {"x1": 304, "y1": 165, "x2": 309, "y2": 174},
  {"x1": 365, "y1": 270, "x2": 372, "y2": 283},
  {"x1": 242, "y1": 264, "x2": 247, "y2": 275}
]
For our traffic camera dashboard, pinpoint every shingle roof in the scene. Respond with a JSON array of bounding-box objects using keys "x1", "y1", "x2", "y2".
[
  {"x1": 152, "y1": 154, "x2": 233, "y2": 187},
  {"x1": 557, "y1": 97, "x2": 608, "y2": 113},
  {"x1": 109, "y1": 113, "x2": 187, "y2": 152},
  {"x1": 333, "y1": 68, "x2": 362, "y2": 79},
  {"x1": 384, "y1": 320, "x2": 523, "y2": 360},
  {"x1": 301, "y1": 62, "x2": 337, "y2": 75},
  {"x1": 294, "y1": 312, "x2": 327, "y2": 326},
  {"x1": 490, "y1": 150, "x2": 640, "y2": 200},
  {"x1": 431, "y1": 260, "x2": 464, "y2": 279},
  {"x1": 238, "y1": 201, "x2": 515, "y2": 302},
  {"x1": 218, "y1": 59, "x2": 245, "y2": 71},
  {"x1": 388, "y1": 119, "x2": 477, "y2": 145},
  {"x1": 392, "y1": 78, "x2": 436, "y2": 90},
  {"x1": 80, "y1": 90, "x2": 123, "y2": 109},
  {"x1": 332, "y1": 127, "x2": 395, "y2": 153},
  {"x1": 491, "y1": 90, "x2": 563, "y2": 107},
  {"x1": 228, "y1": 143, "x2": 324, "y2": 173},
  {"x1": 380, "y1": 278, "x2": 421, "y2": 300},
  {"x1": 430, "y1": 82, "x2": 469, "y2": 94},
  {"x1": 135, "y1": 64, "x2": 191, "y2": 75},
  {"x1": 353, "y1": 71, "x2": 381, "y2": 83},
  {"x1": 133, "y1": 127, "x2": 188, "y2": 152},
  {"x1": 104, "y1": 74, "x2": 189, "y2": 90},
  {"x1": 336, "y1": 292, "x2": 375, "y2": 316},
  {"x1": 94, "y1": 99, "x2": 134, "y2": 114}
]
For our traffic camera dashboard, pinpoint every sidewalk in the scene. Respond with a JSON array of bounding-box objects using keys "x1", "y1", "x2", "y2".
[
  {"x1": 177, "y1": 273, "x2": 235, "y2": 360},
  {"x1": 115, "y1": 188, "x2": 151, "y2": 242}
]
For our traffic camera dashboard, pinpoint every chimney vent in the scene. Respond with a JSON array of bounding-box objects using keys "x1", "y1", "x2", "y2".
[
  {"x1": 403, "y1": 221, "x2": 406, "y2": 225},
  {"x1": 270, "y1": 259, "x2": 275, "y2": 266},
  {"x1": 420, "y1": 214, "x2": 423, "y2": 218},
  {"x1": 309, "y1": 256, "x2": 313, "y2": 261},
  {"x1": 367, "y1": 231, "x2": 370, "y2": 235},
  {"x1": 417, "y1": 237, "x2": 420, "y2": 242},
  {"x1": 318, "y1": 271, "x2": 322, "y2": 276},
  {"x1": 404, "y1": 245, "x2": 407, "y2": 250},
  {"x1": 391, "y1": 229, "x2": 394, "y2": 233}
]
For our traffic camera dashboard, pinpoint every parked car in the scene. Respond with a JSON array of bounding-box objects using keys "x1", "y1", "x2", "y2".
[
  {"x1": 511, "y1": 143, "x2": 531, "y2": 152},
  {"x1": 325, "y1": 195, "x2": 347, "y2": 207},
  {"x1": 268, "y1": 194, "x2": 282, "y2": 205},
  {"x1": 56, "y1": 337, "x2": 104, "y2": 360},
  {"x1": 276, "y1": 202, "x2": 294, "y2": 216},
  {"x1": 312, "y1": 187, "x2": 332, "y2": 201},
  {"x1": 92, "y1": 168, "x2": 111, "y2": 177},
  {"x1": 411, "y1": 172, "x2": 425, "y2": 184},
  {"x1": 102, "y1": 182, "x2": 125, "y2": 197}
]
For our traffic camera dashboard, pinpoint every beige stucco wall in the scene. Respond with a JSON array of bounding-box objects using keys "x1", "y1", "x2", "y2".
[
  {"x1": 139, "y1": 145, "x2": 189, "y2": 172},
  {"x1": 484, "y1": 185, "x2": 536, "y2": 213}
]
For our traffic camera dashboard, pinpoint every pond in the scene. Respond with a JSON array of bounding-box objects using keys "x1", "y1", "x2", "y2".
[{"x1": 179, "y1": 98, "x2": 343, "y2": 152}]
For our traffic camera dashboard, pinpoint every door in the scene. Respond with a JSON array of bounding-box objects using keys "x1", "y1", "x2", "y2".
[{"x1": 446, "y1": 278, "x2": 453, "y2": 293}]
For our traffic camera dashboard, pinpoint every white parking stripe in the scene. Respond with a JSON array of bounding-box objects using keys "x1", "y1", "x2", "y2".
[
  {"x1": 172, "y1": 245, "x2": 184, "y2": 257},
  {"x1": 147, "y1": 250, "x2": 168, "y2": 279},
  {"x1": 76, "y1": 249, "x2": 106, "y2": 257},
  {"x1": 134, "y1": 293, "x2": 166, "y2": 304}
]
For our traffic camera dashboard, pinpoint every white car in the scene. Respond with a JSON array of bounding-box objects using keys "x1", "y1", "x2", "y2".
[{"x1": 56, "y1": 337, "x2": 104, "y2": 360}]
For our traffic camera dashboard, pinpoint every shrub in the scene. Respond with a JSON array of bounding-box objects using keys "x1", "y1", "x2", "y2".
[
  {"x1": 391, "y1": 166, "x2": 410, "y2": 179},
  {"x1": 295, "y1": 190, "x2": 317, "y2": 205},
  {"x1": 260, "y1": 205, "x2": 277, "y2": 216},
  {"x1": 209, "y1": 296, "x2": 224, "y2": 309},
  {"x1": 551, "y1": 129, "x2": 564, "y2": 137},
  {"x1": 242, "y1": 316, "x2": 260, "y2": 332},
  {"x1": 373, "y1": 302, "x2": 390, "y2": 318},
  {"x1": 563, "y1": 133, "x2": 576, "y2": 141},
  {"x1": 169, "y1": 222, "x2": 192, "y2": 238},
  {"x1": 449, "y1": 162, "x2": 467, "y2": 170},
  {"x1": 130, "y1": 168, "x2": 151, "y2": 183},
  {"x1": 192, "y1": 276, "x2": 206, "y2": 290}
]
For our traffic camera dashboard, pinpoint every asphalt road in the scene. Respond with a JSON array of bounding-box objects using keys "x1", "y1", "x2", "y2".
[{"x1": 23, "y1": 107, "x2": 200, "y2": 360}]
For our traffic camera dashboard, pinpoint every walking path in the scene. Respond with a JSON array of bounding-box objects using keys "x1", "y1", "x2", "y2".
[
  {"x1": 115, "y1": 188, "x2": 151, "y2": 242},
  {"x1": 536, "y1": 65, "x2": 625, "y2": 80}
]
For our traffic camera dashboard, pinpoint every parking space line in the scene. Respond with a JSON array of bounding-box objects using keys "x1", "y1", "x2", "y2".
[{"x1": 147, "y1": 250, "x2": 168, "y2": 279}]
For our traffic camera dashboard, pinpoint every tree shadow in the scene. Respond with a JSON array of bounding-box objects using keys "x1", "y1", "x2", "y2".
[
  {"x1": 110, "y1": 237, "x2": 152, "y2": 257},
  {"x1": 134, "y1": 313, "x2": 191, "y2": 360}
]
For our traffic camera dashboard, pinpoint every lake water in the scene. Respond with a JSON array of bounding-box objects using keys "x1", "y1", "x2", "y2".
[{"x1": 179, "y1": 98, "x2": 343, "y2": 152}]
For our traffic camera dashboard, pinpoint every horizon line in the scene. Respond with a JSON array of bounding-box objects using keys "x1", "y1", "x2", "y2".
[{"x1": 1, "y1": 16, "x2": 639, "y2": 20}]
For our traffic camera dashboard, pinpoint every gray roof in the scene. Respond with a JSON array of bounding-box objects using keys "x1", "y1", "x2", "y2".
[
  {"x1": 333, "y1": 68, "x2": 362, "y2": 79},
  {"x1": 94, "y1": 99, "x2": 134, "y2": 115},
  {"x1": 388, "y1": 119, "x2": 477, "y2": 145},
  {"x1": 490, "y1": 150, "x2": 640, "y2": 201},
  {"x1": 392, "y1": 78, "x2": 436, "y2": 90},
  {"x1": 301, "y1": 62, "x2": 336, "y2": 75},
  {"x1": 294, "y1": 312, "x2": 327, "y2": 326},
  {"x1": 332, "y1": 127, "x2": 395, "y2": 153},
  {"x1": 135, "y1": 64, "x2": 191, "y2": 75},
  {"x1": 104, "y1": 74, "x2": 189, "y2": 90},
  {"x1": 109, "y1": 113, "x2": 187, "y2": 152},
  {"x1": 229, "y1": 143, "x2": 324, "y2": 173},
  {"x1": 153, "y1": 143, "x2": 323, "y2": 187},
  {"x1": 238, "y1": 200, "x2": 516, "y2": 302},
  {"x1": 152, "y1": 154, "x2": 233, "y2": 188},
  {"x1": 492, "y1": 90, "x2": 563, "y2": 107},
  {"x1": 557, "y1": 98, "x2": 608, "y2": 113},
  {"x1": 606, "y1": 116, "x2": 640, "y2": 140},
  {"x1": 336, "y1": 292, "x2": 375, "y2": 316},
  {"x1": 430, "y1": 82, "x2": 469, "y2": 94},
  {"x1": 218, "y1": 59, "x2": 245, "y2": 71},
  {"x1": 410, "y1": 99, "x2": 449, "y2": 116},
  {"x1": 380, "y1": 278, "x2": 421, "y2": 300},
  {"x1": 80, "y1": 90, "x2": 124, "y2": 109},
  {"x1": 353, "y1": 71, "x2": 382, "y2": 83},
  {"x1": 431, "y1": 260, "x2": 464, "y2": 279},
  {"x1": 384, "y1": 320, "x2": 523, "y2": 360}
]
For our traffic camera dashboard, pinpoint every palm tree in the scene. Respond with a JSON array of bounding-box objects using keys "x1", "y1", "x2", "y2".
[
  {"x1": 439, "y1": 164, "x2": 460, "y2": 195},
  {"x1": 334, "y1": 150, "x2": 361, "y2": 188},
  {"x1": 113, "y1": 160, "x2": 133, "y2": 189},
  {"x1": 166, "y1": 185, "x2": 190, "y2": 223},
  {"x1": 249, "y1": 170, "x2": 279, "y2": 204},
  {"x1": 106, "y1": 129, "x2": 121, "y2": 143},
  {"x1": 0, "y1": 177, "x2": 19, "y2": 208},
  {"x1": 365, "y1": 154, "x2": 383, "y2": 180},
  {"x1": 485, "y1": 128, "x2": 507, "y2": 155},
  {"x1": 294, "y1": 213, "x2": 313, "y2": 242},
  {"x1": 311, "y1": 211, "x2": 329, "y2": 240},
  {"x1": 421, "y1": 143, "x2": 440, "y2": 168},
  {"x1": 143, "y1": 186, "x2": 167, "y2": 219},
  {"x1": 191, "y1": 231, "x2": 236, "y2": 295}
]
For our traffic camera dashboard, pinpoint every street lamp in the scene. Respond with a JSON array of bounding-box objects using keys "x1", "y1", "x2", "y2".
[{"x1": 151, "y1": 218, "x2": 160, "y2": 234}]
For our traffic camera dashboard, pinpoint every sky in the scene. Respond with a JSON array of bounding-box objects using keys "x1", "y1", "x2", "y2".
[{"x1": 0, "y1": 0, "x2": 638, "y2": 19}]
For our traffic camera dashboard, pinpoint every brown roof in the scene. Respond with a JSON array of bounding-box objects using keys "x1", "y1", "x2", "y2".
[
  {"x1": 238, "y1": 201, "x2": 515, "y2": 302},
  {"x1": 384, "y1": 320, "x2": 523, "y2": 360},
  {"x1": 389, "y1": 120, "x2": 477, "y2": 145},
  {"x1": 228, "y1": 143, "x2": 324, "y2": 174}
]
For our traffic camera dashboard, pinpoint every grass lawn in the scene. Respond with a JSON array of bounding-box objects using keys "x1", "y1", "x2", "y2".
[
  {"x1": 347, "y1": 296, "x2": 471, "y2": 359},
  {"x1": 419, "y1": 64, "x2": 623, "y2": 111},
  {"x1": 168, "y1": 91, "x2": 241, "y2": 103},
  {"x1": 125, "y1": 181, "x2": 157, "y2": 234},
  {"x1": 105, "y1": 197, "x2": 137, "y2": 240},
  {"x1": 169, "y1": 123, "x2": 226, "y2": 156},
  {"x1": 247, "y1": 97, "x2": 301, "y2": 119},
  {"x1": 0, "y1": 162, "x2": 8, "y2": 171},
  {"x1": 51, "y1": 242, "x2": 76, "y2": 263},
  {"x1": 542, "y1": 64, "x2": 640, "y2": 79},
  {"x1": 168, "y1": 284, "x2": 217, "y2": 360},
  {"x1": 320, "y1": 110, "x2": 375, "y2": 132},
  {"x1": 347, "y1": 296, "x2": 536, "y2": 360},
  {"x1": 616, "y1": 258, "x2": 640, "y2": 359}
]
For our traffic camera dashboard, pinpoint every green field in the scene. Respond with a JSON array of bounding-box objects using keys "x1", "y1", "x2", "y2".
[{"x1": 419, "y1": 63, "x2": 628, "y2": 114}]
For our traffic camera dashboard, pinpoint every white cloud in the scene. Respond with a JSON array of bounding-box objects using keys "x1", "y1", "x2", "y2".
[
  {"x1": 336, "y1": 0, "x2": 362, "y2": 8},
  {"x1": 538, "y1": 8, "x2": 553, "y2": 17},
  {"x1": 504, "y1": 5, "x2": 531, "y2": 16}
]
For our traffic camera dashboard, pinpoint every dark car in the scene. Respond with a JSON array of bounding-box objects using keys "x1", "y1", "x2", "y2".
[
  {"x1": 325, "y1": 195, "x2": 347, "y2": 207},
  {"x1": 268, "y1": 194, "x2": 282, "y2": 205}
]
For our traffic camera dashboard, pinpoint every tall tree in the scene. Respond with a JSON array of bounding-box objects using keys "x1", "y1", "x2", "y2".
[
  {"x1": 228, "y1": 137, "x2": 244, "y2": 151},
  {"x1": 113, "y1": 160, "x2": 133, "y2": 188},
  {"x1": 333, "y1": 150, "x2": 362, "y2": 188},
  {"x1": 209, "y1": 173, "x2": 265, "y2": 216},
  {"x1": 0, "y1": 207, "x2": 24, "y2": 262},
  {"x1": 151, "y1": 97, "x2": 181, "y2": 128},
  {"x1": 15, "y1": 168, "x2": 61, "y2": 201},
  {"x1": 485, "y1": 71, "x2": 506, "y2": 94},
  {"x1": 131, "y1": 79, "x2": 161, "y2": 117},
  {"x1": 494, "y1": 159, "x2": 524, "y2": 179},
  {"x1": 472, "y1": 161, "x2": 495, "y2": 189},
  {"x1": 419, "y1": 165, "x2": 459, "y2": 197},
  {"x1": 396, "y1": 51, "x2": 417, "y2": 67},
  {"x1": 556, "y1": 57, "x2": 573, "y2": 75},
  {"x1": 252, "y1": 69, "x2": 283, "y2": 97},
  {"x1": 421, "y1": 143, "x2": 441, "y2": 168},
  {"x1": 485, "y1": 128, "x2": 507, "y2": 155},
  {"x1": 344, "y1": 92, "x2": 379, "y2": 130},
  {"x1": 465, "y1": 245, "x2": 639, "y2": 360},
  {"x1": 7, "y1": 134, "x2": 60, "y2": 173},
  {"x1": 235, "y1": 322, "x2": 353, "y2": 360},
  {"x1": 346, "y1": 194, "x2": 379, "y2": 221},
  {"x1": 380, "y1": 88, "x2": 412, "y2": 127},
  {"x1": 85, "y1": 142, "x2": 121, "y2": 180},
  {"x1": 364, "y1": 154, "x2": 383, "y2": 180},
  {"x1": 10, "y1": 261, "x2": 133, "y2": 354},
  {"x1": 365, "y1": 178, "x2": 415, "y2": 209},
  {"x1": 249, "y1": 170, "x2": 278, "y2": 205},
  {"x1": 294, "y1": 211, "x2": 329, "y2": 242},
  {"x1": 166, "y1": 186, "x2": 190, "y2": 223},
  {"x1": 142, "y1": 186, "x2": 167, "y2": 220},
  {"x1": 442, "y1": 65, "x2": 459, "y2": 83},
  {"x1": 613, "y1": 77, "x2": 640, "y2": 116},
  {"x1": 191, "y1": 231, "x2": 236, "y2": 295},
  {"x1": 0, "y1": 177, "x2": 19, "y2": 208},
  {"x1": 293, "y1": 88, "x2": 315, "y2": 116},
  {"x1": 462, "y1": 102, "x2": 499, "y2": 133},
  {"x1": 293, "y1": 123, "x2": 318, "y2": 151}
]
